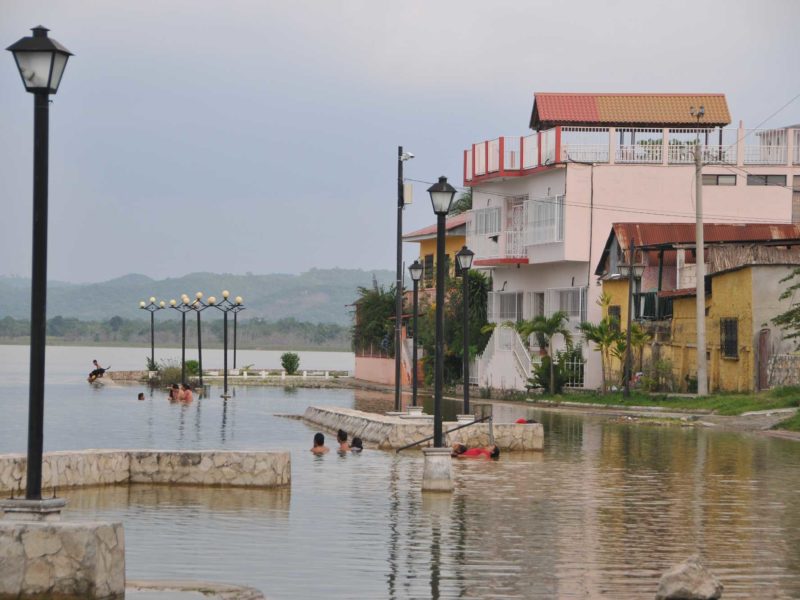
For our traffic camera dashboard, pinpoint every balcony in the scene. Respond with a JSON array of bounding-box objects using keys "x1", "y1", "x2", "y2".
[
  {"x1": 463, "y1": 125, "x2": 799, "y2": 185},
  {"x1": 467, "y1": 196, "x2": 565, "y2": 266}
]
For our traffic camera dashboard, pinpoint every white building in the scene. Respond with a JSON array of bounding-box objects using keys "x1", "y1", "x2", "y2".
[{"x1": 466, "y1": 92, "x2": 800, "y2": 390}]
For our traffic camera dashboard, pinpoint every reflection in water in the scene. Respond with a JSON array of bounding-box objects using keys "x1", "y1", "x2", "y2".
[{"x1": 1, "y1": 379, "x2": 800, "y2": 599}]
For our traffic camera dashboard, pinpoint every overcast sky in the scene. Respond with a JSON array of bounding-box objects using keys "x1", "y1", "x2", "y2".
[{"x1": 1, "y1": 0, "x2": 799, "y2": 283}]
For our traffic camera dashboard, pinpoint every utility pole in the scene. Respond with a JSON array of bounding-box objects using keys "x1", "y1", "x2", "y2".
[
  {"x1": 692, "y1": 106, "x2": 708, "y2": 396},
  {"x1": 395, "y1": 147, "x2": 414, "y2": 411}
]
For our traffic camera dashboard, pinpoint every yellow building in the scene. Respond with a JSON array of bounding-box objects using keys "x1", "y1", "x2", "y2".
[
  {"x1": 595, "y1": 224, "x2": 800, "y2": 393},
  {"x1": 403, "y1": 213, "x2": 468, "y2": 290}
]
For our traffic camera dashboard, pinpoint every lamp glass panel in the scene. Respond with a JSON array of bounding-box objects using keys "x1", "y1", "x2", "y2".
[
  {"x1": 618, "y1": 265, "x2": 630, "y2": 277},
  {"x1": 457, "y1": 251, "x2": 474, "y2": 271},
  {"x1": 429, "y1": 191, "x2": 454, "y2": 214},
  {"x1": 14, "y1": 51, "x2": 54, "y2": 90},
  {"x1": 409, "y1": 264, "x2": 423, "y2": 281},
  {"x1": 633, "y1": 265, "x2": 646, "y2": 278},
  {"x1": 49, "y1": 53, "x2": 68, "y2": 91}
]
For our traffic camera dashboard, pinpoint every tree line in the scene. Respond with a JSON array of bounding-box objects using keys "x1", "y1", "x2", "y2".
[{"x1": 0, "y1": 315, "x2": 350, "y2": 351}]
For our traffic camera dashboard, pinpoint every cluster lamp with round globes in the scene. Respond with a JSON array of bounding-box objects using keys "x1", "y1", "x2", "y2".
[
  {"x1": 211, "y1": 292, "x2": 245, "y2": 398},
  {"x1": 168, "y1": 297, "x2": 194, "y2": 385},
  {"x1": 191, "y1": 292, "x2": 210, "y2": 387},
  {"x1": 456, "y1": 246, "x2": 475, "y2": 414},
  {"x1": 408, "y1": 260, "x2": 423, "y2": 407},
  {"x1": 139, "y1": 297, "x2": 166, "y2": 369},
  {"x1": 7, "y1": 26, "x2": 72, "y2": 501},
  {"x1": 427, "y1": 176, "x2": 456, "y2": 447}
]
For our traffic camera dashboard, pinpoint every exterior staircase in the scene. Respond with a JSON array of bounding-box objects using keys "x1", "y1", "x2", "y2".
[{"x1": 473, "y1": 324, "x2": 532, "y2": 391}]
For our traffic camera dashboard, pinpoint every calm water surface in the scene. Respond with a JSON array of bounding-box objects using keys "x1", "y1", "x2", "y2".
[{"x1": 1, "y1": 345, "x2": 799, "y2": 599}]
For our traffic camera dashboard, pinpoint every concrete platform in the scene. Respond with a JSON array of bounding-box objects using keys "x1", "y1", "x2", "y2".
[{"x1": 302, "y1": 406, "x2": 543, "y2": 451}]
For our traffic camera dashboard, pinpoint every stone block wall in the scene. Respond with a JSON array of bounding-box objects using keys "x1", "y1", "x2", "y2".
[
  {"x1": 768, "y1": 354, "x2": 800, "y2": 388},
  {"x1": 0, "y1": 520, "x2": 125, "y2": 600},
  {"x1": 302, "y1": 406, "x2": 543, "y2": 451},
  {"x1": 0, "y1": 450, "x2": 291, "y2": 496}
]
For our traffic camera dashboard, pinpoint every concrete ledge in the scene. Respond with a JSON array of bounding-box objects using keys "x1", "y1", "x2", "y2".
[
  {"x1": 302, "y1": 406, "x2": 543, "y2": 451},
  {"x1": 128, "y1": 580, "x2": 265, "y2": 600},
  {"x1": 0, "y1": 450, "x2": 290, "y2": 496},
  {"x1": 0, "y1": 520, "x2": 125, "y2": 600}
]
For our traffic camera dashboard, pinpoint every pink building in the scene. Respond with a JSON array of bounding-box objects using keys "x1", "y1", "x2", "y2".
[{"x1": 465, "y1": 92, "x2": 800, "y2": 390}]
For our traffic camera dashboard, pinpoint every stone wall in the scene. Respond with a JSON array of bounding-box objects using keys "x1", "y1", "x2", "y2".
[
  {"x1": 768, "y1": 354, "x2": 800, "y2": 388},
  {"x1": 0, "y1": 450, "x2": 290, "y2": 496},
  {"x1": 302, "y1": 406, "x2": 543, "y2": 451},
  {"x1": 0, "y1": 520, "x2": 125, "y2": 600}
]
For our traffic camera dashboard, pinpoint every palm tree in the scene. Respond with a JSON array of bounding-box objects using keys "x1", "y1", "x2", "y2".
[
  {"x1": 516, "y1": 311, "x2": 573, "y2": 394},
  {"x1": 448, "y1": 190, "x2": 472, "y2": 216},
  {"x1": 629, "y1": 322, "x2": 652, "y2": 373},
  {"x1": 579, "y1": 317, "x2": 623, "y2": 393}
]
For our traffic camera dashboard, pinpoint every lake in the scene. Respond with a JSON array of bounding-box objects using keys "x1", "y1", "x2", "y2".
[{"x1": 1, "y1": 345, "x2": 799, "y2": 599}]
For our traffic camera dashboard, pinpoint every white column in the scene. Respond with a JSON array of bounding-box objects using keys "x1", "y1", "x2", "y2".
[
  {"x1": 608, "y1": 127, "x2": 616, "y2": 165},
  {"x1": 421, "y1": 447, "x2": 454, "y2": 492}
]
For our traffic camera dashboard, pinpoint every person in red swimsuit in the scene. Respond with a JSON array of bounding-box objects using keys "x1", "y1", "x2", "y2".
[{"x1": 459, "y1": 444, "x2": 500, "y2": 459}]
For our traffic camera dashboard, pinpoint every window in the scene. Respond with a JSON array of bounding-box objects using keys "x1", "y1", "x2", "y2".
[
  {"x1": 747, "y1": 175, "x2": 787, "y2": 186},
  {"x1": 702, "y1": 174, "x2": 736, "y2": 186},
  {"x1": 423, "y1": 254, "x2": 433, "y2": 287},
  {"x1": 544, "y1": 287, "x2": 587, "y2": 323},
  {"x1": 608, "y1": 306, "x2": 621, "y2": 333},
  {"x1": 720, "y1": 318, "x2": 739, "y2": 359},
  {"x1": 526, "y1": 195, "x2": 565, "y2": 245},
  {"x1": 471, "y1": 207, "x2": 501, "y2": 235},
  {"x1": 489, "y1": 291, "x2": 524, "y2": 323}
]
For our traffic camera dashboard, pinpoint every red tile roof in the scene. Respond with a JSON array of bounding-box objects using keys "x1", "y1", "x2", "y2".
[
  {"x1": 530, "y1": 93, "x2": 731, "y2": 129},
  {"x1": 403, "y1": 213, "x2": 468, "y2": 241}
]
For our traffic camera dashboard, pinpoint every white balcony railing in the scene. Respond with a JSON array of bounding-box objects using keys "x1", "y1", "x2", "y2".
[
  {"x1": 474, "y1": 143, "x2": 486, "y2": 176},
  {"x1": 561, "y1": 127, "x2": 609, "y2": 163},
  {"x1": 616, "y1": 144, "x2": 662, "y2": 163},
  {"x1": 488, "y1": 138, "x2": 500, "y2": 173},
  {"x1": 526, "y1": 195, "x2": 565, "y2": 245},
  {"x1": 504, "y1": 136, "x2": 522, "y2": 170},
  {"x1": 465, "y1": 148, "x2": 473, "y2": 180},
  {"x1": 744, "y1": 145, "x2": 787, "y2": 165},
  {"x1": 522, "y1": 134, "x2": 538, "y2": 169},
  {"x1": 505, "y1": 230, "x2": 527, "y2": 258}
]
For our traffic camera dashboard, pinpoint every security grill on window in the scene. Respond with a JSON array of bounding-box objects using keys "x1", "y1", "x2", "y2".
[
  {"x1": 608, "y1": 306, "x2": 621, "y2": 332},
  {"x1": 423, "y1": 254, "x2": 434, "y2": 287},
  {"x1": 720, "y1": 318, "x2": 739, "y2": 359}
]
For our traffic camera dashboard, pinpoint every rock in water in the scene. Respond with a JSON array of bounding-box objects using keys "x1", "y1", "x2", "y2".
[{"x1": 656, "y1": 554, "x2": 723, "y2": 600}]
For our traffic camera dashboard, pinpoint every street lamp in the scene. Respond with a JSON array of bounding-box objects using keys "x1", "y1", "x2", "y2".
[
  {"x1": 619, "y1": 238, "x2": 645, "y2": 398},
  {"x1": 456, "y1": 246, "x2": 475, "y2": 415},
  {"x1": 210, "y1": 291, "x2": 243, "y2": 398},
  {"x1": 139, "y1": 296, "x2": 166, "y2": 369},
  {"x1": 7, "y1": 26, "x2": 72, "y2": 504},
  {"x1": 395, "y1": 147, "x2": 415, "y2": 412},
  {"x1": 191, "y1": 292, "x2": 209, "y2": 387},
  {"x1": 169, "y1": 295, "x2": 193, "y2": 384},
  {"x1": 428, "y1": 176, "x2": 456, "y2": 448},
  {"x1": 408, "y1": 260, "x2": 423, "y2": 407},
  {"x1": 233, "y1": 296, "x2": 245, "y2": 369}
]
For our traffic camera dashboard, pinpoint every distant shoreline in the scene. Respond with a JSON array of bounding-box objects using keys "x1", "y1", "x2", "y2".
[{"x1": 0, "y1": 338, "x2": 351, "y2": 353}]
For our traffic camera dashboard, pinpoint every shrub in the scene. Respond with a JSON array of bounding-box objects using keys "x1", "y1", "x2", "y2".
[
  {"x1": 185, "y1": 360, "x2": 199, "y2": 376},
  {"x1": 281, "y1": 352, "x2": 300, "y2": 375},
  {"x1": 145, "y1": 356, "x2": 158, "y2": 371}
]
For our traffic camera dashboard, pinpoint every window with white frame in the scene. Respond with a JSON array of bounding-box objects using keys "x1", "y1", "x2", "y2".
[
  {"x1": 470, "y1": 207, "x2": 501, "y2": 235},
  {"x1": 488, "y1": 291, "x2": 523, "y2": 323},
  {"x1": 544, "y1": 287, "x2": 587, "y2": 323},
  {"x1": 527, "y1": 196, "x2": 565, "y2": 245}
]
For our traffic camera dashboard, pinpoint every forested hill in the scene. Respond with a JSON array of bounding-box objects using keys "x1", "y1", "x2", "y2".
[{"x1": 0, "y1": 268, "x2": 394, "y2": 326}]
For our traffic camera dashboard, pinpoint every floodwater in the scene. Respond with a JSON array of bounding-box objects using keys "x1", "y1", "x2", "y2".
[{"x1": 1, "y1": 346, "x2": 800, "y2": 599}]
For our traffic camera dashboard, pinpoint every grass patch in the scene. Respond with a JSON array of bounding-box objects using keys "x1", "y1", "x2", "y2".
[
  {"x1": 773, "y1": 411, "x2": 800, "y2": 431},
  {"x1": 529, "y1": 386, "x2": 800, "y2": 416}
]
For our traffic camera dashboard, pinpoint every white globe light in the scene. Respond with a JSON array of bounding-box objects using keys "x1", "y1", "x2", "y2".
[
  {"x1": 139, "y1": 301, "x2": 146, "y2": 308},
  {"x1": 149, "y1": 296, "x2": 156, "y2": 303},
  {"x1": 170, "y1": 299, "x2": 177, "y2": 307},
  {"x1": 159, "y1": 301, "x2": 166, "y2": 308},
  {"x1": 222, "y1": 290, "x2": 230, "y2": 299},
  {"x1": 196, "y1": 292, "x2": 203, "y2": 299},
  {"x1": 208, "y1": 296, "x2": 216, "y2": 305},
  {"x1": 235, "y1": 296, "x2": 243, "y2": 305}
]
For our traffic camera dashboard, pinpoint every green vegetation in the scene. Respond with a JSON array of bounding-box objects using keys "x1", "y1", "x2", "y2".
[
  {"x1": 281, "y1": 352, "x2": 300, "y2": 375},
  {"x1": 417, "y1": 270, "x2": 491, "y2": 385},
  {"x1": 773, "y1": 411, "x2": 800, "y2": 431},
  {"x1": 516, "y1": 311, "x2": 573, "y2": 394},
  {"x1": 772, "y1": 267, "x2": 800, "y2": 346},
  {"x1": 448, "y1": 190, "x2": 472, "y2": 216},
  {"x1": 529, "y1": 386, "x2": 800, "y2": 416},
  {"x1": 351, "y1": 283, "x2": 396, "y2": 356},
  {"x1": 0, "y1": 315, "x2": 350, "y2": 351}
]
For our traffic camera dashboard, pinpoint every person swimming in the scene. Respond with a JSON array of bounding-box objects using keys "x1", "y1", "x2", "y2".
[
  {"x1": 337, "y1": 429, "x2": 350, "y2": 452},
  {"x1": 351, "y1": 437, "x2": 363, "y2": 453},
  {"x1": 311, "y1": 432, "x2": 329, "y2": 455},
  {"x1": 458, "y1": 444, "x2": 500, "y2": 459}
]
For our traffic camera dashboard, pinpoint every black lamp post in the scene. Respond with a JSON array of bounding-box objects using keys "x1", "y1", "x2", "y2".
[
  {"x1": 139, "y1": 297, "x2": 165, "y2": 369},
  {"x1": 456, "y1": 246, "x2": 475, "y2": 415},
  {"x1": 427, "y1": 176, "x2": 456, "y2": 448},
  {"x1": 7, "y1": 26, "x2": 72, "y2": 502},
  {"x1": 191, "y1": 292, "x2": 209, "y2": 387},
  {"x1": 408, "y1": 260, "x2": 423, "y2": 407},
  {"x1": 169, "y1": 295, "x2": 193, "y2": 385},
  {"x1": 395, "y1": 147, "x2": 415, "y2": 411},
  {"x1": 210, "y1": 291, "x2": 243, "y2": 398},
  {"x1": 619, "y1": 238, "x2": 645, "y2": 398},
  {"x1": 232, "y1": 297, "x2": 245, "y2": 369}
]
